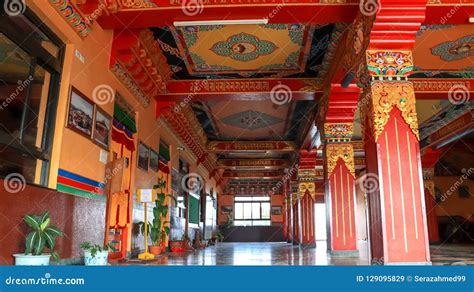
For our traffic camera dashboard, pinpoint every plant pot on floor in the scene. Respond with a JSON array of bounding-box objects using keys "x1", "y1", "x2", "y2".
[
  {"x1": 149, "y1": 245, "x2": 162, "y2": 255},
  {"x1": 169, "y1": 241, "x2": 184, "y2": 253},
  {"x1": 13, "y1": 254, "x2": 51, "y2": 266},
  {"x1": 84, "y1": 250, "x2": 109, "y2": 266}
]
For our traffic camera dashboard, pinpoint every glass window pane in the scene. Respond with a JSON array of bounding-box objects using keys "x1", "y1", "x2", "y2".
[
  {"x1": 243, "y1": 202, "x2": 252, "y2": 219},
  {"x1": 252, "y1": 220, "x2": 271, "y2": 226},
  {"x1": 234, "y1": 220, "x2": 252, "y2": 227},
  {"x1": 235, "y1": 196, "x2": 252, "y2": 201},
  {"x1": 0, "y1": 33, "x2": 32, "y2": 136},
  {"x1": 252, "y1": 196, "x2": 270, "y2": 201},
  {"x1": 261, "y1": 202, "x2": 271, "y2": 219},
  {"x1": 251, "y1": 202, "x2": 260, "y2": 219},
  {"x1": 234, "y1": 202, "x2": 243, "y2": 219},
  {"x1": 23, "y1": 65, "x2": 51, "y2": 150}
]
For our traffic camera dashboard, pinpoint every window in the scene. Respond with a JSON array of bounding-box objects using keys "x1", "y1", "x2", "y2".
[
  {"x1": 0, "y1": 7, "x2": 63, "y2": 186},
  {"x1": 234, "y1": 196, "x2": 271, "y2": 226}
]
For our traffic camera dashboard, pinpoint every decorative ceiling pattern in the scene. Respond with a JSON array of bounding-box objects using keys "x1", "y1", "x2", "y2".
[
  {"x1": 220, "y1": 110, "x2": 283, "y2": 130},
  {"x1": 413, "y1": 25, "x2": 474, "y2": 72},
  {"x1": 149, "y1": 24, "x2": 335, "y2": 79}
]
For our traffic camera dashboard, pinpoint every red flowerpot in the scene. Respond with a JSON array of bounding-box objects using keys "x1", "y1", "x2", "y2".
[
  {"x1": 149, "y1": 245, "x2": 162, "y2": 255},
  {"x1": 169, "y1": 241, "x2": 184, "y2": 253}
]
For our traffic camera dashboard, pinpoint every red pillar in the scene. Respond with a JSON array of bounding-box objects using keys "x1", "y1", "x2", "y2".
[
  {"x1": 358, "y1": 0, "x2": 430, "y2": 265},
  {"x1": 324, "y1": 142, "x2": 358, "y2": 255},
  {"x1": 298, "y1": 150, "x2": 318, "y2": 247},
  {"x1": 292, "y1": 192, "x2": 299, "y2": 245}
]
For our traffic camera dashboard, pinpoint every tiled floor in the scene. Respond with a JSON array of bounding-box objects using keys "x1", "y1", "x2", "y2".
[{"x1": 118, "y1": 241, "x2": 474, "y2": 266}]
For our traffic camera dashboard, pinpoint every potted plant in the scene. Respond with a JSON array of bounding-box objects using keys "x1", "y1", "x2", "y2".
[
  {"x1": 80, "y1": 242, "x2": 116, "y2": 266},
  {"x1": 169, "y1": 233, "x2": 186, "y2": 253},
  {"x1": 215, "y1": 231, "x2": 224, "y2": 243},
  {"x1": 138, "y1": 179, "x2": 175, "y2": 255},
  {"x1": 13, "y1": 211, "x2": 64, "y2": 266}
]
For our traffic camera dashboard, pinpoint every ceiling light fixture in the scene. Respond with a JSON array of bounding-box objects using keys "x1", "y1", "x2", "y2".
[{"x1": 173, "y1": 19, "x2": 268, "y2": 27}]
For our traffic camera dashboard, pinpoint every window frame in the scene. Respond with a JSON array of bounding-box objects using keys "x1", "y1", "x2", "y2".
[
  {"x1": 0, "y1": 6, "x2": 64, "y2": 186},
  {"x1": 234, "y1": 196, "x2": 272, "y2": 226}
]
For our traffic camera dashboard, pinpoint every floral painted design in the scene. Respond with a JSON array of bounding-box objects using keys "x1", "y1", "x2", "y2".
[{"x1": 210, "y1": 33, "x2": 278, "y2": 62}]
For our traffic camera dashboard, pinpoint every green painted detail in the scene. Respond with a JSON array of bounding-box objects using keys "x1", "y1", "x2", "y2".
[
  {"x1": 210, "y1": 32, "x2": 277, "y2": 62},
  {"x1": 57, "y1": 184, "x2": 105, "y2": 201},
  {"x1": 114, "y1": 104, "x2": 137, "y2": 133},
  {"x1": 188, "y1": 195, "x2": 200, "y2": 224}
]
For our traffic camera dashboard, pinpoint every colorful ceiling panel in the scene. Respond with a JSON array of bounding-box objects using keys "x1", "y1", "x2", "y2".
[
  {"x1": 150, "y1": 24, "x2": 334, "y2": 79},
  {"x1": 413, "y1": 25, "x2": 474, "y2": 73}
]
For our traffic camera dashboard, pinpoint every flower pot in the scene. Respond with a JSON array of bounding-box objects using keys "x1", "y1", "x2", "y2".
[
  {"x1": 84, "y1": 250, "x2": 109, "y2": 266},
  {"x1": 13, "y1": 254, "x2": 50, "y2": 266},
  {"x1": 149, "y1": 245, "x2": 162, "y2": 255},
  {"x1": 169, "y1": 241, "x2": 184, "y2": 253}
]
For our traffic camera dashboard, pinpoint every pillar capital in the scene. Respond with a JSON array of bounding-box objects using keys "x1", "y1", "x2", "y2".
[{"x1": 324, "y1": 123, "x2": 353, "y2": 143}]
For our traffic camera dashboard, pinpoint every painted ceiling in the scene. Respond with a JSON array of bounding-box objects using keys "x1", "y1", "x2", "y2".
[
  {"x1": 149, "y1": 23, "x2": 335, "y2": 79},
  {"x1": 192, "y1": 100, "x2": 316, "y2": 142},
  {"x1": 412, "y1": 25, "x2": 474, "y2": 76}
]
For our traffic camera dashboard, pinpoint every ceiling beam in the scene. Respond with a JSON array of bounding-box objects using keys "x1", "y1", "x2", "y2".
[
  {"x1": 77, "y1": 1, "x2": 473, "y2": 29},
  {"x1": 223, "y1": 171, "x2": 284, "y2": 179},
  {"x1": 412, "y1": 79, "x2": 474, "y2": 100},
  {"x1": 208, "y1": 141, "x2": 296, "y2": 153},
  {"x1": 216, "y1": 159, "x2": 290, "y2": 169}
]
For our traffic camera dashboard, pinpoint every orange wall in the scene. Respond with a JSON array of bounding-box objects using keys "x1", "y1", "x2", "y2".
[
  {"x1": 434, "y1": 176, "x2": 474, "y2": 221},
  {"x1": 217, "y1": 195, "x2": 285, "y2": 224},
  {"x1": 26, "y1": 1, "x2": 222, "y2": 254}
]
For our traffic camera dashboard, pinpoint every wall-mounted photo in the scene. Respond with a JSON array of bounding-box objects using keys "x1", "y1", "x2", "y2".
[
  {"x1": 67, "y1": 87, "x2": 94, "y2": 138},
  {"x1": 137, "y1": 141, "x2": 150, "y2": 171},
  {"x1": 149, "y1": 149, "x2": 159, "y2": 172},
  {"x1": 271, "y1": 206, "x2": 282, "y2": 215},
  {"x1": 221, "y1": 205, "x2": 233, "y2": 214},
  {"x1": 171, "y1": 168, "x2": 179, "y2": 192},
  {"x1": 92, "y1": 107, "x2": 112, "y2": 150}
]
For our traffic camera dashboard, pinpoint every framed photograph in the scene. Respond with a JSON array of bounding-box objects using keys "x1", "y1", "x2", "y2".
[
  {"x1": 221, "y1": 205, "x2": 233, "y2": 214},
  {"x1": 171, "y1": 168, "x2": 179, "y2": 192},
  {"x1": 271, "y1": 206, "x2": 282, "y2": 215},
  {"x1": 137, "y1": 141, "x2": 150, "y2": 171},
  {"x1": 67, "y1": 86, "x2": 94, "y2": 138},
  {"x1": 149, "y1": 149, "x2": 159, "y2": 172},
  {"x1": 92, "y1": 107, "x2": 112, "y2": 150}
]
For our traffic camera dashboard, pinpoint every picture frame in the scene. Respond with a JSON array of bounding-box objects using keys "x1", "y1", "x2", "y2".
[
  {"x1": 171, "y1": 168, "x2": 179, "y2": 192},
  {"x1": 92, "y1": 107, "x2": 112, "y2": 150},
  {"x1": 137, "y1": 141, "x2": 150, "y2": 171},
  {"x1": 221, "y1": 205, "x2": 233, "y2": 214},
  {"x1": 149, "y1": 148, "x2": 159, "y2": 172},
  {"x1": 271, "y1": 206, "x2": 282, "y2": 215},
  {"x1": 67, "y1": 86, "x2": 94, "y2": 138}
]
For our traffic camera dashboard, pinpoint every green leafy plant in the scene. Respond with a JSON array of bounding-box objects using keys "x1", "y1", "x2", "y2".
[
  {"x1": 80, "y1": 242, "x2": 116, "y2": 258},
  {"x1": 23, "y1": 211, "x2": 64, "y2": 261},
  {"x1": 215, "y1": 231, "x2": 224, "y2": 242},
  {"x1": 139, "y1": 179, "x2": 176, "y2": 246}
]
